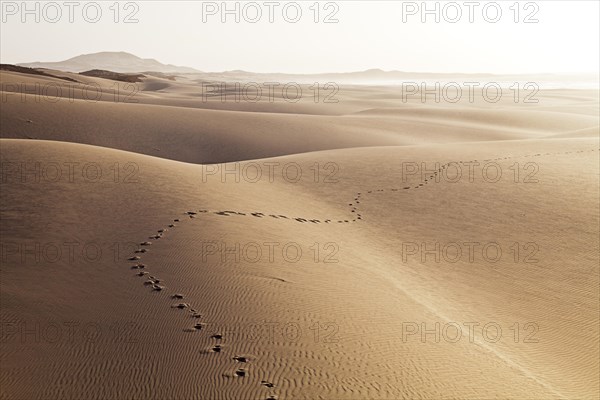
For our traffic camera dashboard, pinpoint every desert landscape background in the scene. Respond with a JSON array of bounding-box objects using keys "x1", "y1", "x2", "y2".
[{"x1": 1, "y1": 1, "x2": 599, "y2": 399}]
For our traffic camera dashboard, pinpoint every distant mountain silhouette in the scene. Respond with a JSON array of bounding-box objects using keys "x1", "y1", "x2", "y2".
[
  {"x1": 18, "y1": 51, "x2": 201, "y2": 73},
  {"x1": 16, "y1": 52, "x2": 592, "y2": 84}
]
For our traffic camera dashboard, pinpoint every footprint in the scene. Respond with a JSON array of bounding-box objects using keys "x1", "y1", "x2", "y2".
[
  {"x1": 171, "y1": 303, "x2": 189, "y2": 309},
  {"x1": 140, "y1": 241, "x2": 152, "y2": 246},
  {"x1": 261, "y1": 381, "x2": 275, "y2": 388},
  {"x1": 136, "y1": 271, "x2": 149, "y2": 277},
  {"x1": 212, "y1": 345, "x2": 222, "y2": 352},
  {"x1": 211, "y1": 334, "x2": 223, "y2": 340},
  {"x1": 134, "y1": 248, "x2": 148, "y2": 254},
  {"x1": 152, "y1": 284, "x2": 164, "y2": 291},
  {"x1": 235, "y1": 369, "x2": 246, "y2": 377},
  {"x1": 128, "y1": 256, "x2": 140, "y2": 261},
  {"x1": 172, "y1": 294, "x2": 185, "y2": 299},
  {"x1": 233, "y1": 356, "x2": 248, "y2": 363}
]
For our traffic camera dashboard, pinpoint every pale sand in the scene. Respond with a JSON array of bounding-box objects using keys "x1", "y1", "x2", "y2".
[{"x1": 0, "y1": 69, "x2": 598, "y2": 399}]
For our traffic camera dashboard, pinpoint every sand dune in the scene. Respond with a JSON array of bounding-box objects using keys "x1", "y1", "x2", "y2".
[
  {"x1": 2, "y1": 71, "x2": 598, "y2": 163},
  {"x1": 1, "y1": 136, "x2": 598, "y2": 399},
  {"x1": 1, "y1": 66, "x2": 599, "y2": 399}
]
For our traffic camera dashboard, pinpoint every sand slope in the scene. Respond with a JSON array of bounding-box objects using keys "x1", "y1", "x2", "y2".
[{"x1": 1, "y1": 136, "x2": 598, "y2": 399}]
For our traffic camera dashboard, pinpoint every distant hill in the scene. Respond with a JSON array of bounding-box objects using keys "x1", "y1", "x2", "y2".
[{"x1": 18, "y1": 52, "x2": 200, "y2": 74}]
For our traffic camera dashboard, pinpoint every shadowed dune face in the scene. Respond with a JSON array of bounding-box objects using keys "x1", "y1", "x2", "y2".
[{"x1": 1, "y1": 64, "x2": 599, "y2": 399}]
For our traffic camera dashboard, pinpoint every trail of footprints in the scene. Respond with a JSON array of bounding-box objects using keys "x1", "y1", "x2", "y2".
[
  {"x1": 125, "y1": 148, "x2": 596, "y2": 399},
  {"x1": 182, "y1": 148, "x2": 599, "y2": 225},
  {"x1": 127, "y1": 219, "x2": 278, "y2": 399}
]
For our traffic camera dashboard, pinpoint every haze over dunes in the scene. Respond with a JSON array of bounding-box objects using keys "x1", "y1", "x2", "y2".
[{"x1": 1, "y1": 49, "x2": 599, "y2": 400}]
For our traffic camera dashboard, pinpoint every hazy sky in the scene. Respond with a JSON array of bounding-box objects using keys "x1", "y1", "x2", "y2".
[{"x1": 1, "y1": 1, "x2": 598, "y2": 74}]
